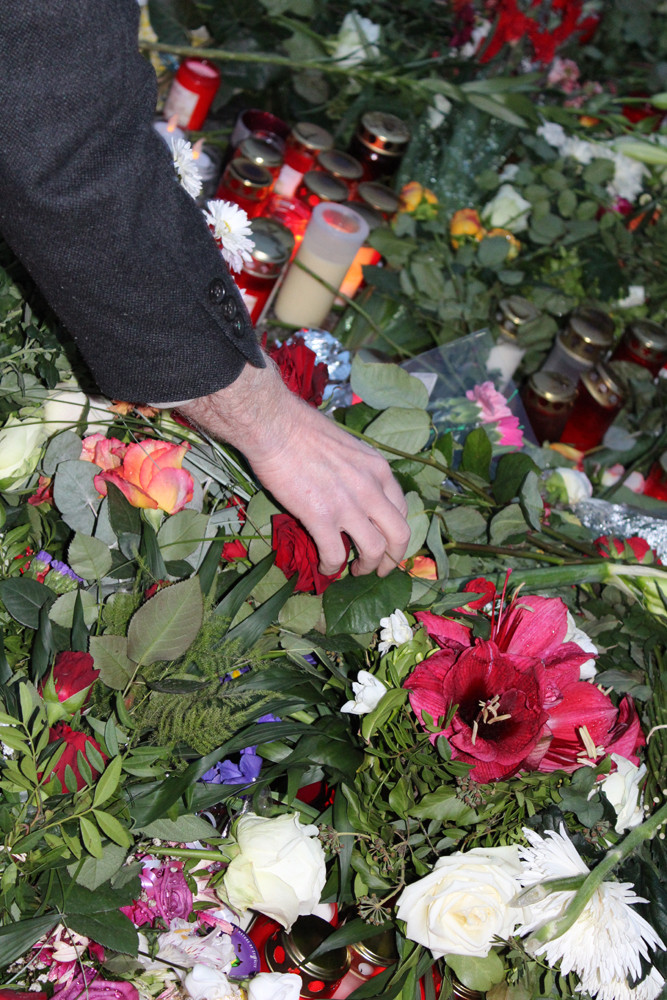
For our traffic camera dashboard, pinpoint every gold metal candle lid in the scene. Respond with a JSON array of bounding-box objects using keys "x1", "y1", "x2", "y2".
[
  {"x1": 277, "y1": 915, "x2": 350, "y2": 980},
  {"x1": 527, "y1": 370, "x2": 577, "y2": 403},
  {"x1": 498, "y1": 296, "x2": 541, "y2": 327},
  {"x1": 291, "y1": 122, "x2": 334, "y2": 153},
  {"x1": 238, "y1": 135, "x2": 283, "y2": 170},
  {"x1": 565, "y1": 307, "x2": 615, "y2": 350},
  {"x1": 226, "y1": 158, "x2": 273, "y2": 191},
  {"x1": 451, "y1": 977, "x2": 486, "y2": 1000},
  {"x1": 581, "y1": 362, "x2": 627, "y2": 409},
  {"x1": 317, "y1": 149, "x2": 364, "y2": 181},
  {"x1": 626, "y1": 319, "x2": 667, "y2": 352},
  {"x1": 243, "y1": 219, "x2": 292, "y2": 277},
  {"x1": 356, "y1": 111, "x2": 411, "y2": 155},
  {"x1": 357, "y1": 181, "x2": 400, "y2": 216},
  {"x1": 302, "y1": 171, "x2": 348, "y2": 202},
  {"x1": 352, "y1": 926, "x2": 398, "y2": 966}
]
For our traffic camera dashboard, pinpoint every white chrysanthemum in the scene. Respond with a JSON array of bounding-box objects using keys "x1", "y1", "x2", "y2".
[
  {"x1": 172, "y1": 137, "x2": 203, "y2": 199},
  {"x1": 564, "y1": 611, "x2": 598, "y2": 680},
  {"x1": 333, "y1": 12, "x2": 380, "y2": 68},
  {"x1": 518, "y1": 825, "x2": 665, "y2": 1000},
  {"x1": 204, "y1": 200, "x2": 255, "y2": 273},
  {"x1": 341, "y1": 670, "x2": 387, "y2": 715},
  {"x1": 590, "y1": 967, "x2": 665, "y2": 1000},
  {"x1": 378, "y1": 608, "x2": 413, "y2": 655}
]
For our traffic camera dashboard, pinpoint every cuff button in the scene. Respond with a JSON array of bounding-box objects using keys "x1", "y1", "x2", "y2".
[{"x1": 208, "y1": 278, "x2": 227, "y2": 304}]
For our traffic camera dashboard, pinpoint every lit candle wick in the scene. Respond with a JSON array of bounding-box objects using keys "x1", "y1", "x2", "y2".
[
  {"x1": 192, "y1": 138, "x2": 205, "y2": 161},
  {"x1": 167, "y1": 114, "x2": 179, "y2": 134}
]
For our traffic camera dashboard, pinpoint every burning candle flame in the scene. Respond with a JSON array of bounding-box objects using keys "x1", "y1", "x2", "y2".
[
  {"x1": 192, "y1": 138, "x2": 205, "y2": 161},
  {"x1": 166, "y1": 114, "x2": 180, "y2": 134}
]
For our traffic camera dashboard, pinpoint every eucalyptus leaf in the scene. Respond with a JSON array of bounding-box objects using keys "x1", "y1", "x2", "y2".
[
  {"x1": 68, "y1": 532, "x2": 113, "y2": 580},
  {"x1": 42, "y1": 431, "x2": 83, "y2": 476},
  {"x1": 445, "y1": 950, "x2": 506, "y2": 992},
  {"x1": 489, "y1": 504, "x2": 528, "y2": 545},
  {"x1": 404, "y1": 491, "x2": 430, "y2": 560},
  {"x1": 49, "y1": 589, "x2": 98, "y2": 629},
  {"x1": 157, "y1": 509, "x2": 209, "y2": 561},
  {"x1": 278, "y1": 594, "x2": 323, "y2": 635},
  {"x1": 52, "y1": 460, "x2": 101, "y2": 534}
]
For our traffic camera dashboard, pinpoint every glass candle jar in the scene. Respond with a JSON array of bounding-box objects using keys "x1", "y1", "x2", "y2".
[
  {"x1": 230, "y1": 108, "x2": 290, "y2": 151},
  {"x1": 163, "y1": 58, "x2": 221, "y2": 131},
  {"x1": 265, "y1": 194, "x2": 313, "y2": 255},
  {"x1": 521, "y1": 371, "x2": 577, "y2": 445},
  {"x1": 234, "y1": 218, "x2": 294, "y2": 323},
  {"x1": 336, "y1": 201, "x2": 383, "y2": 302},
  {"x1": 273, "y1": 123, "x2": 334, "y2": 198},
  {"x1": 264, "y1": 915, "x2": 350, "y2": 999},
  {"x1": 542, "y1": 307, "x2": 615, "y2": 386},
  {"x1": 316, "y1": 150, "x2": 364, "y2": 198},
  {"x1": 610, "y1": 319, "x2": 667, "y2": 377},
  {"x1": 273, "y1": 203, "x2": 369, "y2": 328},
  {"x1": 349, "y1": 111, "x2": 411, "y2": 182},
  {"x1": 488, "y1": 296, "x2": 541, "y2": 390},
  {"x1": 234, "y1": 136, "x2": 284, "y2": 179},
  {"x1": 559, "y1": 362, "x2": 627, "y2": 451},
  {"x1": 331, "y1": 926, "x2": 397, "y2": 999},
  {"x1": 215, "y1": 158, "x2": 274, "y2": 217},
  {"x1": 296, "y1": 172, "x2": 348, "y2": 211},
  {"x1": 355, "y1": 181, "x2": 400, "y2": 221}
]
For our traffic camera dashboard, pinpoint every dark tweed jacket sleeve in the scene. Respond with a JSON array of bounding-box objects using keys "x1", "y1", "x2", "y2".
[{"x1": 0, "y1": 0, "x2": 265, "y2": 403}]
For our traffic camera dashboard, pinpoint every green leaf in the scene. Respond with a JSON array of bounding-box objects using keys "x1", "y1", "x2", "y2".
[
  {"x1": 365, "y1": 407, "x2": 431, "y2": 460},
  {"x1": 519, "y1": 471, "x2": 543, "y2": 531},
  {"x1": 442, "y1": 507, "x2": 487, "y2": 543},
  {"x1": 278, "y1": 594, "x2": 323, "y2": 635},
  {"x1": 134, "y1": 814, "x2": 217, "y2": 840},
  {"x1": 141, "y1": 520, "x2": 167, "y2": 580},
  {"x1": 426, "y1": 513, "x2": 448, "y2": 583},
  {"x1": 361, "y1": 688, "x2": 408, "y2": 742},
  {"x1": 89, "y1": 634, "x2": 135, "y2": 690},
  {"x1": 93, "y1": 755, "x2": 123, "y2": 808},
  {"x1": 92, "y1": 809, "x2": 133, "y2": 847},
  {"x1": 49, "y1": 589, "x2": 98, "y2": 629},
  {"x1": 445, "y1": 951, "x2": 506, "y2": 992},
  {"x1": 106, "y1": 480, "x2": 142, "y2": 536},
  {"x1": 67, "y1": 843, "x2": 127, "y2": 889},
  {"x1": 0, "y1": 578, "x2": 54, "y2": 629},
  {"x1": 80, "y1": 815, "x2": 104, "y2": 858},
  {"x1": 323, "y1": 570, "x2": 412, "y2": 635},
  {"x1": 493, "y1": 452, "x2": 539, "y2": 505},
  {"x1": 404, "y1": 492, "x2": 429, "y2": 560},
  {"x1": 528, "y1": 212, "x2": 566, "y2": 245},
  {"x1": 225, "y1": 576, "x2": 296, "y2": 651},
  {"x1": 465, "y1": 92, "x2": 527, "y2": 126},
  {"x1": 68, "y1": 532, "x2": 112, "y2": 580},
  {"x1": 71, "y1": 590, "x2": 88, "y2": 652},
  {"x1": 0, "y1": 915, "x2": 58, "y2": 968},
  {"x1": 197, "y1": 533, "x2": 227, "y2": 597},
  {"x1": 42, "y1": 431, "x2": 84, "y2": 476},
  {"x1": 157, "y1": 509, "x2": 209, "y2": 561},
  {"x1": 52, "y1": 459, "x2": 101, "y2": 534},
  {"x1": 477, "y1": 235, "x2": 513, "y2": 268},
  {"x1": 460, "y1": 427, "x2": 491, "y2": 481},
  {"x1": 127, "y1": 577, "x2": 203, "y2": 665},
  {"x1": 350, "y1": 357, "x2": 428, "y2": 410},
  {"x1": 214, "y1": 551, "x2": 276, "y2": 621},
  {"x1": 410, "y1": 789, "x2": 477, "y2": 823},
  {"x1": 489, "y1": 504, "x2": 527, "y2": 545},
  {"x1": 67, "y1": 910, "x2": 138, "y2": 956}
]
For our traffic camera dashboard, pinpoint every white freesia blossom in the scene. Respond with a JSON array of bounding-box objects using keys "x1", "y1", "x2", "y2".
[
  {"x1": 43, "y1": 383, "x2": 112, "y2": 436},
  {"x1": 481, "y1": 184, "x2": 532, "y2": 232},
  {"x1": 341, "y1": 670, "x2": 387, "y2": 715},
  {"x1": 172, "y1": 136, "x2": 203, "y2": 199},
  {"x1": 518, "y1": 825, "x2": 665, "y2": 1000},
  {"x1": 378, "y1": 608, "x2": 413, "y2": 654},
  {"x1": 564, "y1": 611, "x2": 598, "y2": 679},
  {"x1": 333, "y1": 12, "x2": 380, "y2": 68},
  {"x1": 0, "y1": 415, "x2": 47, "y2": 490},
  {"x1": 223, "y1": 813, "x2": 326, "y2": 929},
  {"x1": 617, "y1": 285, "x2": 646, "y2": 309},
  {"x1": 397, "y1": 846, "x2": 524, "y2": 958},
  {"x1": 183, "y1": 965, "x2": 242, "y2": 1000},
  {"x1": 248, "y1": 972, "x2": 303, "y2": 1000},
  {"x1": 597, "y1": 754, "x2": 647, "y2": 833},
  {"x1": 204, "y1": 200, "x2": 255, "y2": 273}
]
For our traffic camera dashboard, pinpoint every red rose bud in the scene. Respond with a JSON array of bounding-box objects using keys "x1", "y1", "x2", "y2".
[
  {"x1": 272, "y1": 513, "x2": 350, "y2": 594},
  {"x1": 46, "y1": 722, "x2": 107, "y2": 791},
  {"x1": 268, "y1": 337, "x2": 329, "y2": 408},
  {"x1": 40, "y1": 650, "x2": 100, "y2": 724}
]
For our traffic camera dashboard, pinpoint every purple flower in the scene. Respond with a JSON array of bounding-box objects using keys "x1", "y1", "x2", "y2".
[
  {"x1": 51, "y1": 559, "x2": 85, "y2": 583},
  {"x1": 201, "y1": 715, "x2": 280, "y2": 785},
  {"x1": 149, "y1": 864, "x2": 193, "y2": 922}
]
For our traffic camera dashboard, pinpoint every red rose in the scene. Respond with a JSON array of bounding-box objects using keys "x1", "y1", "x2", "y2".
[
  {"x1": 272, "y1": 514, "x2": 350, "y2": 594},
  {"x1": 222, "y1": 538, "x2": 248, "y2": 561},
  {"x1": 47, "y1": 723, "x2": 107, "y2": 791},
  {"x1": 644, "y1": 462, "x2": 667, "y2": 502},
  {"x1": 268, "y1": 338, "x2": 329, "y2": 407},
  {"x1": 40, "y1": 651, "x2": 100, "y2": 723},
  {"x1": 595, "y1": 535, "x2": 661, "y2": 564}
]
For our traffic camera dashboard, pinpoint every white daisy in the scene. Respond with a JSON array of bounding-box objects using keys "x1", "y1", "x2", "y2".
[
  {"x1": 204, "y1": 200, "x2": 254, "y2": 273},
  {"x1": 171, "y1": 136, "x2": 203, "y2": 199},
  {"x1": 518, "y1": 825, "x2": 664, "y2": 1000},
  {"x1": 378, "y1": 608, "x2": 413, "y2": 655}
]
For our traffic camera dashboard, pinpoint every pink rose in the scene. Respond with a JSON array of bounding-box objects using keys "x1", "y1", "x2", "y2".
[{"x1": 466, "y1": 381, "x2": 512, "y2": 423}]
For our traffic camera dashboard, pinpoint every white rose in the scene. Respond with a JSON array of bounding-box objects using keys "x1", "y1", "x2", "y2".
[
  {"x1": 600, "y1": 464, "x2": 646, "y2": 494},
  {"x1": 378, "y1": 609, "x2": 413, "y2": 654},
  {"x1": 43, "y1": 382, "x2": 113, "y2": 436},
  {"x1": 481, "y1": 184, "x2": 531, "y2": 232},
  {"x1": 598, "y1": 754, "x2": 647, "y2": 833},
  {"x1": 617, "y1": 285, "x2": 646, "y2": 309},
  {"x1": 333, "y1": 12, "x2": 380, "y2": 68},
  {"x1": 223, "y1": 813, "x2": 326, "y2": 929},
  {"x1": 396, "y1": 846, "x2": 524, "y2": 958},
  {"x1": 341, "y1": 670, "x2": 387, "y2": 715},
  {"x1": 548, "y1": 468, "x2": 593, "y2": 504},
  {"x1": 564, "y1": 611, "x2": 598, "y2": 680},
  {"x1": 0, "y1": 415, "x2": 47, "y2": 490},
  {"x1": 248, "y1": 972, "x2": 302, "y2": 1000},
  {"x1": 183, "y1": 965, "x2": 241, "y2": 1000}
]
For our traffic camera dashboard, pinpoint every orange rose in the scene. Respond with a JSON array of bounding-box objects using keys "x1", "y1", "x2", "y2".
[
  {"x1": 94, "y1": 439, "x2": 194, "y2": 514},
  {"x1": 399, "y1": 181, "x2": 439, "y2": 218},
  {"x1": 450, "y1": 208, "x2": 486, "y2": 249},
  {"x1": 484, "y1": 227, "x2": 522, "y2": 260}
]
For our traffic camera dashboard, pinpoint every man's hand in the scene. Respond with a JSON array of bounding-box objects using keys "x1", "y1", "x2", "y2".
[{"x1": 178, "y1": 359, "x2": 410, "y2": 578}]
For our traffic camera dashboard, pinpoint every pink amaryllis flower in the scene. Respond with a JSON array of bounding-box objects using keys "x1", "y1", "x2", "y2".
[{"x1": 405, "y1": 579, "x2": 641, "y2": 782}]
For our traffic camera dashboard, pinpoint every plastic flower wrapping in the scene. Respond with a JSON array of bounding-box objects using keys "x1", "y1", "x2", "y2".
[{"x1": 3, "y1": 3, "x2": 667, "y2": 1000}]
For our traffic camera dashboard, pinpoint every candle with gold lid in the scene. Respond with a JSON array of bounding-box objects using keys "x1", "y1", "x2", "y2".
[
  {"x1": 521, "y1": 370, "x2": 577, "y2": 445},
  {"x1": 356, "y1": 181, "x2": 400, "y2": 221},
  {"x1": 234, "y1": 135, "x2": 284, "y2": 179},
  {"x1": 233, "y1": 218, "x2": 294, "y2": 324},
  {"x1": 560, "y1": 362, "x2": 627, "y2": 451},
  {"x1": 610, "y1": 319, "x2": 667, "y2": 377},
  {"x1": 349, "y1": 110, "x2": 411, "y2": 181},
  {"x1": 542, "y1": 306, "x2": 615, "y2": 385},
  {"x1": 215, "y1": 158, "x2": 273, "y2": 218},
  {"x1": 331, "y1": 924, "x2": 398, "y2": 998},
  {"x1": 296, "y1": 171, "x2": 348, "y2": 212},
  {"x1": 316, "y1": 149, "x2": 364, "y2": 197},
  {"x1": 264, "y1": 914, "x2": 350, "y2": 998},
  {"x1": 274, "y1": 122, "x2": 334, "y2": 198}
]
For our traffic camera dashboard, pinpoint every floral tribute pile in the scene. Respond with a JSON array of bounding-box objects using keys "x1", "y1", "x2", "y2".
[{"x1": 2, "y1": 2, "x2": 667, "y2": 1000}]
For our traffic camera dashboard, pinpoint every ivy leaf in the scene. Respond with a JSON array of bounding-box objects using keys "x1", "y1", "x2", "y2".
[
  {"x1": 323, "y1": 570, "x2": 412, "y2": 635},
  {"x1": 127, "y1": 577, "x2": 203, "y2": 665}
]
